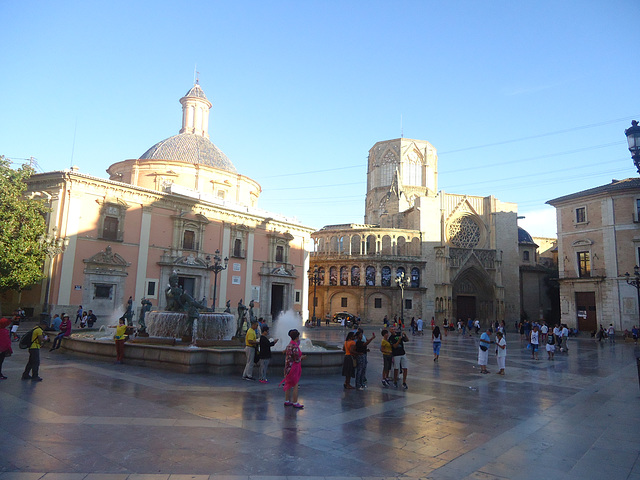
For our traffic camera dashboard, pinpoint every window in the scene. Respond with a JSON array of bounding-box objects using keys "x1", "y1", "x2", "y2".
[
  {"x1": 340, "y1": 266, "x2": 348, "y2": 286},
  {"x1": 576, "y1": 207, "x2": 586, "y2": 224},
  {"x1": 405, "y1": 299, "x2": 412, "y2": 310},
  {"x1": 329, "y1": 266, "x2": 337, "y2": 286},
  {"x1": 341, "y1": 297, "x2": 348, "y2": 308},
  {"x1": 636, "y1": 199, "x2": 640, "y2": 222},
  {"x1": 374, "y1": 298, "x2": 382, "y2": 308},
  {"x1": 147, "y1": 281, "x2": 156, "y2": 296},
  {"x1": 94, "y1": 284, "x2": 113, "y2": 299},
  {"x1": 351, "y1": 266, "x2": 360, "y2": 286},
  {"x1": 381, "y1": 266, "x2": 391, "y2": 286},
  {"x1": 318, "y1": 267, "x2": 325, "y2": 285},
  {"x1": 366, "y1": 266, "x2": 376, "y2": 286},
  {"x1": 577, "y1": 251, "x2": 590, "y2": 278},
  {"x1": 523, "y1": 251, "x2": 530, "y2": 262},
  {"x1": 102, "y1": 216, "x2": 119, "y2": 241},
  {"x1": 275, "y1": 245, "x2": 284, "y2": 262},
  {"x1": 233, "y1": 238, "x2": 243, "y2": 258},
  {"x1": 217, "y1": 190, "x2": 226, "y2": 199},
  {"x1": 183, "y1": 230, "x2": 195, "y2": 250},
  {"x1": 295, "y1": 291, "x2": 301, "y2": 303},
  {"x1": 410, "y1": 267, "x2": 420, "y2": 288}
]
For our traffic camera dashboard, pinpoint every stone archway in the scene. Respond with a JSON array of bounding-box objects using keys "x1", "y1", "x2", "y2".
[{"x1": 452, "y1": 266, "x2": 495, "y2": 324}]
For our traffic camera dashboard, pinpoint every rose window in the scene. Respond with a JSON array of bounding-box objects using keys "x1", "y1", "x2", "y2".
[{"x1": 448, "y1": 216, "x2": 481, "y2": 248}]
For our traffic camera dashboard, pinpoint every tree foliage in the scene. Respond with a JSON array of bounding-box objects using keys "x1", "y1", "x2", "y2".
[{"x1": 0, "y1": 156, "x2": 49, "y2": 292}]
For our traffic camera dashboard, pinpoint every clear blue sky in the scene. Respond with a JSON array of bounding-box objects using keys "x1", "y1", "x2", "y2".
[{"x1": 2, "y1": 1, "x2": 639, "y2": 238}]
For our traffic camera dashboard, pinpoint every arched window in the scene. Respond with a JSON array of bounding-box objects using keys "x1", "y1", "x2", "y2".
[
  {"x1": 381, "y1": 266, "x2": 391, "y2": 286},
  {"x1": 523, "y1": 251, "x2": 530, "y2": 262},
  {"x1": 340, "y1": 266, "x2": 348, "y2": 286},
  {"x1": 329, "y1": 266, "x2": 337, "y2": 286},
  {"x1": 411, "y1": 267, "x2": 420, "y2": 288},
  {"x1": 318, "y1": 267, "x2": 325, "y2": 285},
  {"x1": 366, "y1": 266, "x2": 376, "y2": 286},
  {"x1": 396, "y1": 266, "x2": 406, "y2": 280},
  {"x1": 351, "y1": 266, "x2": 360, "y2": 286}
]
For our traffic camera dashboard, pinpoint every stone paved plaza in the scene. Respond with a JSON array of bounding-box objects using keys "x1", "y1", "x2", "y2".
[{"x1": 1, "y1": 325, "x2": 639, "y2": 480}]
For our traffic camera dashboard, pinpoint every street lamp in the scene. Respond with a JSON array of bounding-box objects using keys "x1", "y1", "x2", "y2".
[
  {"x1": 625, "y1": 266, "x2": 640, "y2": 326},
  {"x1": 625, "y1": 120, "x2": 640, "y2": 174},
  {"x1": 395, "y1": 270, "x2": 410, "y2": 328},
  {"x1": 308, "y1": 265, "x2": 320, "y2": 327},
  {"x1": 39, "y1": 227, "x2": 69, "y2": 320},
  {"x1": 205, "y1": 249, "x2": 228, "y2": 312}
]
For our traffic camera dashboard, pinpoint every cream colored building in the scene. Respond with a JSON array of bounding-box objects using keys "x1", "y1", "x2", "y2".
[
  {"x1": 310, "y1": 138, "x2": 521, "y2": 326},
  {"x1": 547, "y1": 178, "x2": 640, "y2": 332},
  {"x1": 8, "y1": 83, "x2": 314, "y2": 323}
]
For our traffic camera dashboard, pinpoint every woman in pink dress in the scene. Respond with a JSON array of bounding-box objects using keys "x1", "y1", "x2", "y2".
[{"x1": 280, "y1": 329, "x2": 305, "y2": 408}]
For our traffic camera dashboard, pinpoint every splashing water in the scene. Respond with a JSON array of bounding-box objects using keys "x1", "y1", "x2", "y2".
[{"x1": 270, "y1": 310, "x2": 326, "y2": 351}]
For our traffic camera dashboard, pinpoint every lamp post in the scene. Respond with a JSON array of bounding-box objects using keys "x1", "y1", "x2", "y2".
[
  {"x1": 39, "y1": 227, "x2": 69, "y2": 321},
  {"x1": 625, "y1": 266, "x2": 640, "y2": 326},
  {"x1": 308, "y1": 265, "x2": 320, "y2": 327},
  {"x1": 395, "y1": 270, "x2": 409, "y2": 328},
  {"x1": 205, "y1": 249, "x2": 228, "y2": 312},
  {"x1": 625, "y1": 120, "x2": 640, "y2": 174}
]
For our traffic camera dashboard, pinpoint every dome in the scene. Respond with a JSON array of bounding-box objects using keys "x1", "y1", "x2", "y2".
[
  {"x1": 139, "y1": 133, "x2": 237, "y2": 173},
  {"x1": 518, "y1": 227, "x2": 536, "y2": 245}
]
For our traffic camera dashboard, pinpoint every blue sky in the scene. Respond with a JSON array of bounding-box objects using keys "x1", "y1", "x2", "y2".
[{"x1": 2, "y1": 1, "x2": 639, "y2": 238}]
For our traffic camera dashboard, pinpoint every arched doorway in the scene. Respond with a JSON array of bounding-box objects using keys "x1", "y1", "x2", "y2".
[{"x1": 452, "y1": 267, "x2": 495, "y2": 324}]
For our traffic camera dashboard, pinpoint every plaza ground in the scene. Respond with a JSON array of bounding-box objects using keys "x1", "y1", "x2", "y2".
[{"x1": 1, "y1": 324, "x2": 639, "y2": 480}]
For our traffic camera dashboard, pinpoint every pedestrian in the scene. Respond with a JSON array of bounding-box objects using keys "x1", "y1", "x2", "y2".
[
  {"x1": 389, "y1": 326, "x2": 409, "y2": 389},
  {"x1": 75, "y1": 305, "x2": 83, "y2": 325},
  {"x1": 281, "y1": 329, "x2": 305, "y2": 408},
  {"x1": 443, "y1": 318, "x2": 448, "y2": 337},
  {"x1": 561, "y1": 324, "x2": 570, "y2": 352},
  {"x1": 495, "y1": 330, "x2": 506, "y2": 375},
  {"x1": 432, "y1": 325, "x2": 441, "y2": 362},
  {"x1": 632, "y1": 326, "x2": 639, "y2": 345},
  {"x1": 380, "y1": 329, "x2": 392, "y2": 387},
  {"x1": 430, "y1": 316, "x2": 435, "y2": 331},
  {"x1": 417, "y1": 317, "x2": 423, "y2": 336},
  {"x1": 0, "y1": 317, "x2": 13, "y2": 379},
  {"x1": 355, "y1": 329, "x2": 375, "y2": 390},
  {"x1": 410, "y1": 317, "x2": 417, "y2": 336},
  {"x1": 10, "y1": 316, "x2": 20, "y2": 342},
  {"x1": 22, "y1": 322, "x2": 47, "y2": 381},
  {"x1": 342, "y1": 331, "x2": 357, "y2": 389},
  {"x1": 478, "y1": 328, "x2": 493, "y2": 374},
  {"x1": 607, "y1": 324, "x2": 615, "y2": 344},
  {"x1": 80, "y1": 311, "x2": 88, "y2": 328},
  {"x1": 546, "y1": 328, "x2": 557, "y2": 360},
  {"x1": 50, "y1": 314, "x2": 72, "y2": 351},
  {"x1": 474, "y1": 318, "x2": 480, "y2": 335},
  {"x1": 242, "y1": 320, "x2": 259, "y2": 380},
  {"x1": 51, "y1": 314, "x2": 62, "y2": 331},
  {"x1": 258, "y1": 326, "x2": 278, "y2": 383},
  {"x1": 87, "y1": 310, "x2": 97, "y2": 328},
  {"x1": 467, "y1": 318, "x2": 474, "y2": 336},
  {"x1": 108, "y1": 317, "x2": 129, "y2": 364},
  {"x1": 529, "y1": 325, "x2": 540, "y2": 360},
  {"x1": 540, "y1": 321, "x2": 548, "y2": 344}
]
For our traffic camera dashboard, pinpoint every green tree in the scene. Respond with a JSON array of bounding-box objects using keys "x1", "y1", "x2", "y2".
[{"x1": 0, "y1": 156, "x2": 48, "y2": 292}]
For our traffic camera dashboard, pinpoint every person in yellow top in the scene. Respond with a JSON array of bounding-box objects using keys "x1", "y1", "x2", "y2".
[
  {"x1": 242, "y1": 320, "x2": 259, "y2": 380},
  {"x1": 22, "y1": 323, "x2": 47, "y2": 381},
  {"x1": 109, "y1": 317, "x2": 131, "y2": 364},
  {"x1": 380, "y1": 329, "x2": 393, "y2": 387}
]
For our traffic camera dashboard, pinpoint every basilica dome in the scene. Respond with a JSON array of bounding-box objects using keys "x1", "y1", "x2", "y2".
[
  {"x1": 138, "y1": 83, "x2": 237, "y2": 173},
  {"x1": 139, "y1": 133, "x2": 237, "y2": 173}
]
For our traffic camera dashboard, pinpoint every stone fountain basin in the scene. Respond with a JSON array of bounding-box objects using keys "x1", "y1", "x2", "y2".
[{"x1": 58, "y1": 336, "x2": 343, "y2": 375}]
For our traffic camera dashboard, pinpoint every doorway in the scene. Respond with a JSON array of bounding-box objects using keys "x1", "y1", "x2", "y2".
[
  {"x1": 456, "y1": 295, "x2": 476, "y2": 321},
  {"x1": 575, "y1": 291, "x2": 596, "y2": 332},
  {"x1": 178, "y1": 277, "x2": 196, "y2": 299},
  {"x1": 271, "y1": 284, "x2": 284, "y2": 319}
]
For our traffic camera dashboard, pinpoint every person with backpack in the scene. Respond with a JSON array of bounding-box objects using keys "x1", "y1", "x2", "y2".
[{"x1": 21, "y1": 322, "x2": 47, "y2": 381}]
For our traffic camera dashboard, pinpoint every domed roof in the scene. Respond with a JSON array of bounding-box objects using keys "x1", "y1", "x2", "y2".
[
  {"x1": 139, "y1": 133, "x2": 237, "y2": 173},
  {"x1": 183, "y1": 84, "x2": 208, "y2": 100},
  {"x1": 518, "y1": 226, "x2": 536, "y2": 245}
]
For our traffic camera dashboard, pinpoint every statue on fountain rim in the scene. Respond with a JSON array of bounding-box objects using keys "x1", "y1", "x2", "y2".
[
  {"x1": 235, "y1": 299, "x2": 247, "y2": 338},
  {"x1": 165, "y1": 271, "x2": 210, "y2": 331}
]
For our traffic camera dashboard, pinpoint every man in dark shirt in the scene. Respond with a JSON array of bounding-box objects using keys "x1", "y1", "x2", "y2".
[
  {"x1": 389, "y1": 326, "x2": 409, "y2": 389},
  {"x1": 258, "y1": 326, "x2": 278, "y2": 383}
]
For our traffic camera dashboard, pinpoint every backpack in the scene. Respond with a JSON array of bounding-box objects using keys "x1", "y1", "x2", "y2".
[{"x1": 19, "y1": 328, "x2": 36, "y2": 349}]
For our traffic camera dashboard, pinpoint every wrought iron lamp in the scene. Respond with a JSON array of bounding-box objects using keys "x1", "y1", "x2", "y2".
[
  {"x1": 625, "y1": 120, "x2": 640, "y2": 174},
  {"x1": 205, "y1": 249, "x2": 228, "y2": 312}
]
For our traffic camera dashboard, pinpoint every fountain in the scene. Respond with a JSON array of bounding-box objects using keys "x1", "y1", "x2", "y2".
[{"x1": 145, "y1": 311, "x2": 235, "y2": 343}]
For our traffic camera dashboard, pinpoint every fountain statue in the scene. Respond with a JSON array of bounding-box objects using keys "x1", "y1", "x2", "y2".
[
  {"x1": 138, "y1": 298, "x2": 152, "y2": 334},
  {"x1": 144, "y1": 271, "x2": 235, "y2": 343}
]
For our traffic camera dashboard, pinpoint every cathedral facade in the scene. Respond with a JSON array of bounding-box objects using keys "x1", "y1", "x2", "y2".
[
  {"x1": 13, "y1": 84, "x2": 314, "y2": 323},
  {"x1": 309, "y1": 138, "x2": 521, "y2": 326}
]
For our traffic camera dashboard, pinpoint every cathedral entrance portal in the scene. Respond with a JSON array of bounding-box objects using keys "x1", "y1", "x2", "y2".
[{"x1": 456, "y1": 295, "x2": 476, "y2": 321}]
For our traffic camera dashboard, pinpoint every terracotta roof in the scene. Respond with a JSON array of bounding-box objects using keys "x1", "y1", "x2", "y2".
[{"x1": 547, "y1": 177, "x2": 640, "y2": 205}]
